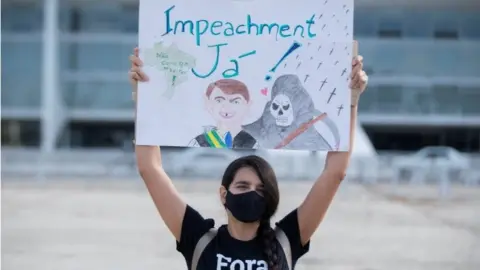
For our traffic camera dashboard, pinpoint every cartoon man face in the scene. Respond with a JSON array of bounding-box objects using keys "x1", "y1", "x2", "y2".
[{"x1": 204, "y1": 79, "x2": 251, "y2": 128}]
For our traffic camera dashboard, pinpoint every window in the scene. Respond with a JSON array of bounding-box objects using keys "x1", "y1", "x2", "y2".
[
  {"x1": 66, "y1": 3, "x2": 138, "y2": 33},
  {"x1": 460, "y1": 87, "x2": 480, "y2": 115},
  {"x1": 433, "y1": 12, "x2": 459, "y2": 40},
  {"x1": 432, "y1": 85, "x2": 460, "y2": 114},
  {"x1": 1, "y1": 120, "x2": 41, "y2": 147},
  {"x1": 61, "y1": 121, "x2": 134, "y2": 148},
  {"x1": 1, "y1": 3, "x2": 43, "y2": 32},
  {"x1": 460, "y1": 13, "x2": 480, "y2": 39},
  {"x1": 373, "y1": 85, "x2": 403, "y2": 113},
  {"x1": 377, "y1": 17, "x2": 402, "y2": 38},
  {"x1": 353, "y1": 10, "x2": 377, "y2": 37},
  {"x1": 364, "y1": 125, "x2": 480, "y2": 153},
  {"x1": 434, "y1": 30, "x2": 458, "y2": 39},
  {"x1": 2, "y1": 40, "x2": 43, "y2": 108},
  {"x1": 121, "y1": 4, "x2": 139, "y2": 33},
  {"x1": 403, "y1": 11, "x2": 433, "y2": 38}
]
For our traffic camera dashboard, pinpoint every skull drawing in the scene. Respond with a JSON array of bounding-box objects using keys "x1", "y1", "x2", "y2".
[{"x1": 269, "y1": 94, "x2": 294, "y2": 127}]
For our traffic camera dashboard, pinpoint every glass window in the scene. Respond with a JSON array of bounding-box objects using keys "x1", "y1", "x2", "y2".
[
  {"x1": 432, "y1": 85, "x2": 461, "y2": 114},
  {"x1": 460, "y1": 12, "x2": 480, "y2": 39},
  {"x1": 1, "y1": 3, "x2": 43, "y2": 32},
  {"x1": 375, "y1": 85, "x2": 403, "y2": 113},
  {"x1": 61, "y1": 121, "x2": 134, "y2": 148},
  {"x1": 377, "y1": 15, "x2": 402, "y2": 38},
  {"x1": 353, "y1": 10, "x2": 377, "y2": 37},
  {"x1": 460, "y1": 87, "x2": 480, "y2": 115},
  {"x1": 358, "y1": 85, "x2": 376, "y2": 112},
  {"x1": 74, "y1": 3, "x2": 123, "y2": 32},
  {"x1": 403, "y1": 86, "x2": 432, "y2": 114},
  {"x1": 121, "y1": 4, "x2": 139, "y2": 33},
  {"x1": 62, "y1": 81, "x2": 133, "y2": 110},
  {"x1": 1, "y1": 120, "x2": 41, "y2": 147},
  {"x1": 1, "y1": 40, "x2": 42, "y2": 108},
  {"x1": 61, "y1": 42, "x2": 134, "y2": 71},
  {"x1": 403, "y1": 11, "x2": 433, "y2": 38},
  {"x1": 68, "y1": 3, "x2": 139, "y2": 33},
  {"x1": 433, "y1": 11, "x2": 459, "y2": 40}
]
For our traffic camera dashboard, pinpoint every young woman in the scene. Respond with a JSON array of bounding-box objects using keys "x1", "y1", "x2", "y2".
[{"x1": 129, "y1": 47, "x2": 368, "y2": 270}]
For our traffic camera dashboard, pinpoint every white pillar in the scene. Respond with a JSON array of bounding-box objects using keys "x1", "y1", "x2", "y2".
[{"x1": 41, "y1": 0, "x2": 62, "y2": 153}]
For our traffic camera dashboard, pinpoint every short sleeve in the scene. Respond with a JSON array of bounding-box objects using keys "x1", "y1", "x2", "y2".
[
  {"x1": 275, "y1": 209, "x2": 310, "y2": 262},
  {"x1": 176, "y1": 205, "x2": 215, "y2": 264}
]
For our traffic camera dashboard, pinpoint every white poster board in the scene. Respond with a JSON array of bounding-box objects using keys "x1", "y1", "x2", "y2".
[{"x1": 136, "y1": 0, "x2": 354, "y2": 151}]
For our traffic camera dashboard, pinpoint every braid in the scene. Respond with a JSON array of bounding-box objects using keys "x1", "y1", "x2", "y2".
[{"x1": 259, "y1": 219, "x2": 279, "y2": 270}]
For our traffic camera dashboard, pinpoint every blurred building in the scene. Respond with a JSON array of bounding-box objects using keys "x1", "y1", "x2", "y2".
[{"x1": 2, "y1": 0, "x2": 480, "y2": 153}]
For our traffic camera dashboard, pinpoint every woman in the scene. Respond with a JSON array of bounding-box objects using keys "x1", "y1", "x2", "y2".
[{"x1": 129, "y1": 47, "x2": 368, "y2": 270}]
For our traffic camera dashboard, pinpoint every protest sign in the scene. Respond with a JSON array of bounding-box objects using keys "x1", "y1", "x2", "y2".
[{"x1": 136, "y1": 0, "x2": 354, "y2": 151}]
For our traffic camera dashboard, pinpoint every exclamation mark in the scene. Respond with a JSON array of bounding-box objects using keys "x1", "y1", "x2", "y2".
[{"x1": 265, "y1": 41, "x2": 302, "y2": 81}]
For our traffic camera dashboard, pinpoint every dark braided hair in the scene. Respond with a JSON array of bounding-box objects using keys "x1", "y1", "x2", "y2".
[
  {"x1": 221, "y1": 155, "x2": 280, "y2": 269},
  {"x1": 259, "y1": 219, "x2": 280, "y2": 270}
]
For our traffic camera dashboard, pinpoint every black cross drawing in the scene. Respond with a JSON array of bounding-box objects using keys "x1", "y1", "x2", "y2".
[
  {"x1": 296, "y1": 62, "x2": 301, "y2": 69},
  {"x1": 335, "y1": 61, "x2": 339, "y2": 65},
  {"x1": 341, "y1": 68, "x2": 347, "y2": 76},
  {"x1": 318, "y1": 14, "x2": 323, "y2": 19},
  {"x1": 327, "y1": 88, "x2": 336, "y2": 103},
  {"x1": 322, "y1": 24, "x2": 326, "y2": 30},
  {"x1": 317, "y1": 45, "x2": 322, "y2": 51},
  {"x1": 319, "y1": 78, "x2": 327, "y2": 91},
  {"x1": 329, "y1": 48, "x2": 334, "y2": 55},
  {"x1": 304, "y1": 74, "x2": 310, "y2": 83},
  {"x1": 317, "y1": 61, "x2": 323, "y2": 69},
  {"x1": 346, "y1": 9, "x2": 350, "y2": 14},
  {"x1": 337, "y1": 104, "x2": 344, "y2": 116}
]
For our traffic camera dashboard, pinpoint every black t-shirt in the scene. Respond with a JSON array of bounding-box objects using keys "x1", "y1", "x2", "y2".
[{"x1": 176, "y1": 205, "x2": 310, "y2": 270}]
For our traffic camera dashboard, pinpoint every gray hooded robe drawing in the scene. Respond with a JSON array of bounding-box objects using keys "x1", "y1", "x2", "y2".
[{"x1": 243, "y1": 74, "x2": 340, "y2": 150}]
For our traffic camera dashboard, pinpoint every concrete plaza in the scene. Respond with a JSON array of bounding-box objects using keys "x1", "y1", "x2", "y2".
[{"x1": 2, "y1": 179, "x2": 479, "y2": 270}]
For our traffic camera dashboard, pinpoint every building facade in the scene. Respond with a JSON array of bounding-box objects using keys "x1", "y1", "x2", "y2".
[{"x1": 2, "y1": 0, "x2": 480, "y2": 152}]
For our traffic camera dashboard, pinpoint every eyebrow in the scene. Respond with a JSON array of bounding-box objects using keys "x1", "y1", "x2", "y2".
[
  {"x1": 214, "y1": 96, "x2": 226, "y2": 100},
  {"x1": 235, "y1": 180, "x2": 264, "y2": 189},
  {"x1": 229, "y1": 97, "x2": 242, "y2": 102},
  {"x1": 235, "y1": 180, "x2": 250, "y2": 186}
]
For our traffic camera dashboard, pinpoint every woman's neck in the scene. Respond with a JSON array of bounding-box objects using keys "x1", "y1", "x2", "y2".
[{"x1": 227, "y1": 220, "x2": 260, "y2": 241}]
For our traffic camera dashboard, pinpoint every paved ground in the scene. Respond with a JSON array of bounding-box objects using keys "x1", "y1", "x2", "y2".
[{"x1": 2, "y1": 179, "x2": 479, "y2": 270}]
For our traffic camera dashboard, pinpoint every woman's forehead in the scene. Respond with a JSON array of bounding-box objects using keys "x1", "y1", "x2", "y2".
[{"x1": 232, "y1": 167, "x2": 261, "y2": 185}]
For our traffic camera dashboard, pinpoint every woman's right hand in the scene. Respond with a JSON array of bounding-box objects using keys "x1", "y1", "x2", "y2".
[{"x1": 129, "y1": 47, "x2": 149, "y2": 94}]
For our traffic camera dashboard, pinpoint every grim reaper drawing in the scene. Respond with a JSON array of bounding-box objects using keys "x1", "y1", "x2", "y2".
[{"x1": 243, "y1": 74, "x2": 340, "y2": 150}]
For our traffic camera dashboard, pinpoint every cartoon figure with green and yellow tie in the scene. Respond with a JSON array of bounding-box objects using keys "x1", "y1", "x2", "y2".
[{"x1": 188, "y1": 79, "x2": 258, "y2": 149}]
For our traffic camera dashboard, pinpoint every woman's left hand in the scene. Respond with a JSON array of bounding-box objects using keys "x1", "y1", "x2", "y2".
[{"x1": 349, "y1": 55, "x2": 368, "y2": 105}]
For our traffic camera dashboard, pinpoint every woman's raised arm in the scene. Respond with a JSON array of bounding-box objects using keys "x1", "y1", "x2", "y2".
[
  {"x1": 297, "y1": 51, "x2": 368, "y2": 245},
  {"x1": 130, "y1": 48, "x2": 186, "y2": 242}
]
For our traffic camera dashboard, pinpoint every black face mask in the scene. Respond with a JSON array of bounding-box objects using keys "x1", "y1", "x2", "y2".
[{"x1": 225, "y1": 190, "x2": 266, "y2": 223}]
